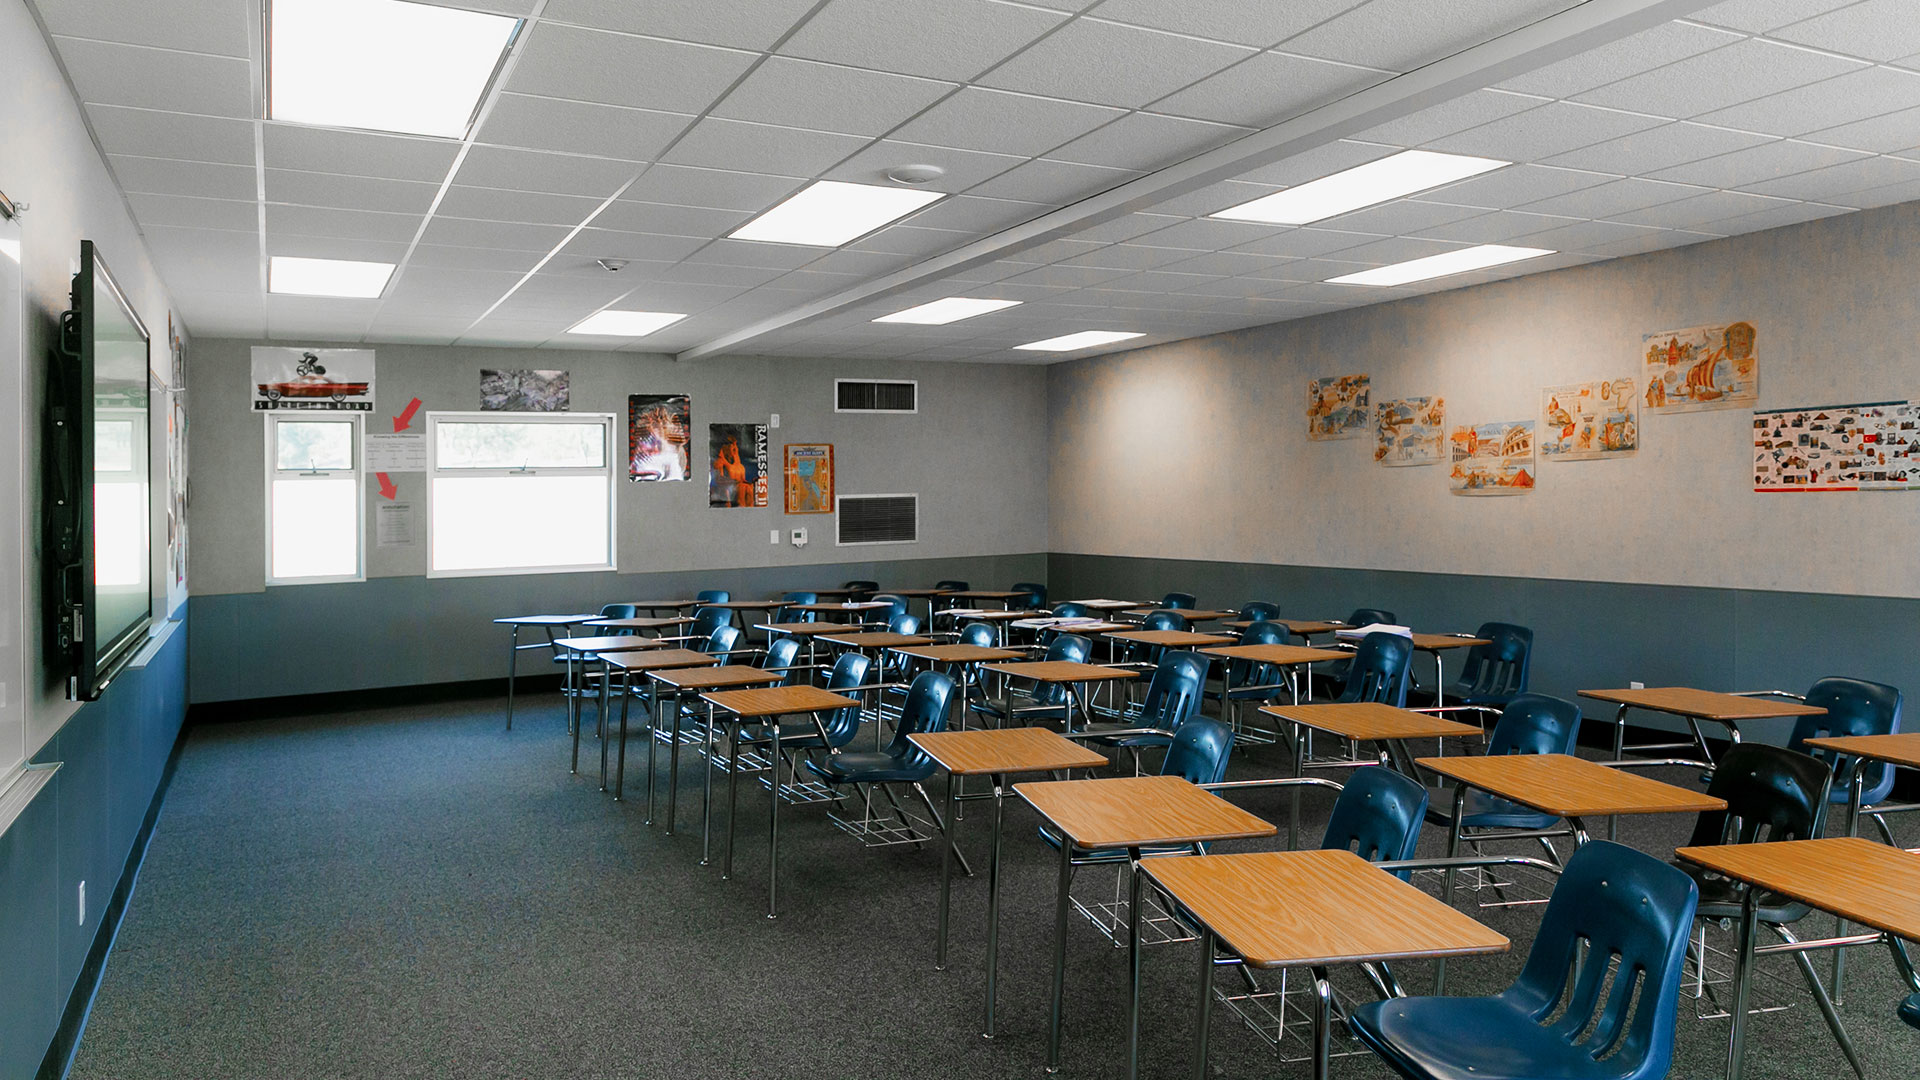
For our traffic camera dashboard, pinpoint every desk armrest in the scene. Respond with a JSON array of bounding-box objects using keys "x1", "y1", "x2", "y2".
[
  {"x1": 1731, "y1": 689, "x2": 1808, "y2": 701},
  {"x1": 1375, "y1": 854, "x2": 1564, "y2": 877},
  {"x1": 1199, "y1": 776, "x2": 1343, "y2": 796},
  {"x1": 1408, "y1": 704, "x2": 1501, "y2": 720},
  {"x1": 1060, "y1": 727, "x2": 1170, "y2": 741}
]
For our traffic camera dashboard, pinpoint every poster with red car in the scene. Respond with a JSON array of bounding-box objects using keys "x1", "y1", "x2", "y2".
[{"x1": 250, "y1": 346, "x2": 375, "y2": 411}]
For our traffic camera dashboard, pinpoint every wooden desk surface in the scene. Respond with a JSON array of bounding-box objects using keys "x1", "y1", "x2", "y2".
[
  {"x1": 1417, "y1": 753, "x2": 1725, "y2": 819},
  {"x1": 1123, "y1": 607, "x2": 1239, "y2": 623},
  {"x1": 887, "y1": 588, "x2": 955, "y2": 598},
  {"x1": 1223, "y1": 619, "x2": 1349, "y2": 635},
  {"x1": 700, "y1": 684, "x2": 860, "y2": 718},
  {"x1": 1578, "y1": 686, "x2": 1828, "y2": 721},
  {"x1": 1677, "y1": 838, "x2": 1920, "y2": 940},
  {"x1": 910, "y1": 728, "x2": 1110, "y2": 777},
  {"x1": 947, "y1": 589, "x2": 1032, "y2": 601},
  {"x1": 1069, "y1": 599, "x2": 1143, "y2": 611},
  {"x1": 624, "y1": 599, "x2": 699, "y2": 610},
  {"x1": 889, "y1": 644, "x2": 1024, "y2": 664},
  {"x1": 1201, "y1": 644, "x2": 1349, "y2": 666},
  {"x1": 792, "y1": 601, "x2": 892, "y2": 613},
  {"x1": 809, "y1": 587, "x2": 859, "y2": 597},
  {"x1": 982, "y1": 661, "x2": 1140, "y2": 683},
  {"x1": 553, "y1": 635, "x2": 666, "y2": 654},
  {"x1": 698, "y1": 599, "x2": 785, "y2": 610},
  {"x1": 753, "y1": 622, "x2": 843, "y2": 636},
  {"x1": 1145, "y1": 849, "x2": 1510, "y2": 969},
  {"x1": 819, "y1": 631, "x2": 933, "y2": 648},
  {"x1": 1407, "y1": 633, "x2": 1490, "y2": 651},
  {"x1": 602, "y1": 649, "x2": 715, "y2": 672},
  {"x1": 584, "y1": 616, "x2": 693, "y2": 630},
  {"x1": 1263, "y1": 702, "x2": 1485, "y2": 741},
  {"x1": 941, "y1": 609, "x2": 1036, "y2": 622},
  {"x1": 1103, "y1": 629, "x2": 1237, "y2": 648},
  {"x1": 1805, "y1": 732, "x2": 1920, "y2": 771},
  {"x1": 495, "y1": 612, "x2": 598, "y2": 626},
  {"x1": 652, "y1": 665, "x2": 783, "y2": 690},
  {"x1": 1016, "y1": 774, "x2": 1276, "y2": 850}
]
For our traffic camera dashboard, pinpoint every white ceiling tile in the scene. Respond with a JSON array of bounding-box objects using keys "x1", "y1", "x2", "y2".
[
  {"x1": 963, "y1": 159, "x2": 1139, "y2": 203},
  {"x1": 505, "y1": 24, "x2": 758, "y2": 113},
  {"x1": 1152, "y1": 250, "x2": 1297, "y2": 276},
  {"x1": 1064, "y1": 213, "x2": 1187, "y2": 243},
  {"x1": 432, "y1": 185, "x2": 605, "y2": 225},
  {"x1": 901, "y1": 194, "x2": 1051, "y2": 232},
  {"x1": 109, "y1": 155, "x2": 255, "y2": 200},
  {"x1": 826, "y1": 140, "x2": 1025, "y2": 190},
  {"x1": 1696, "y1": 66, "x2": 1920, "y2": 137},
  {"x1": 1540, "y1": 122, "x2": 1777, "y2": 174},
  {"x1": 679, "y1": 239, "x2": 824, "y2": 269},
  {"x1": 662, "y1": 118, "x2": 869, "y2": 176},
  {"x1": 477, "y1": 94, "x2": 692, "y2": 160},
  {"x1": 1771, "y1": 0, "x2": 1920, "y2": 62},
  {"x1": 1830, "y1": 176, "x2": 1920, "y2": 208},
  {"x1": 1648, "y1": 138, "x2": 1869, "y2": 187},
  {"x1": 1605, "y1": 189, "x2": 1793, "y2": 229},
  {"x1": 1231, "y1": 140, "x2": 1404, "y2": 188},
  {"x1": 1276, "y1": 279, "x2": 1419, "y2": 303},
  {"x1": 560, "y1": 228, "x2": 713, "y2": 262},
  {"x1": 798, "y1": 248, "x2": 917, "y2": 276},
  {"x1": 1002, "y1": 238, "x2": 1106, "y2": 264},
  {"x1": 541, "y1": 0, "x2": 821, "y2": 49},
  {"x1": 977, "y1": 19, "x2": 1254, "y2": 109},
  {"x1": 407, "y1": 244, "x2": 549, "y2": 273},
  {"x1": 264, "y1": 126, "x2": 461, "y2": 182},
  {"x1": 1278, "y1": 0, "x2": 1582, "y2": 71},
  {"x1": 1351, "y1": 90, "x2": 1544, "y2": 147},
  {"x1": 779, "y1": 0, "x2": 1067, "y2": 81},
  {"x1": 416, "y1": 216, "x2": 568, "y2": 250},
  {"x1": 1313, "y1": 199, "x2": 1491, "y2": 236},
  {"x1": 1690, "y1": 0, "x2": 1850, "y2": 33},
  {"x1": 1228, "y1": 227, "x2": 1380, "y2": 258},
  {"x1": 1049, "y1": 113, "x2": 1252, "y2": 171},
  {"x1": 1505, "y1": 217, "x2": 1669, "y2": 253},
  {"x1": 1580, "y1": 230, "x2": 1720, "y2": 258},
  {"x1": 1496, "y1": 21, "x2": 1742, "y2": 99},
  {"x1": 1410, "y1": 209, "x2": 1581, "y2": 243},
  {"x1": 1329, "y1": 235, "x2": 1470, "y2": 265},
  {"x1": 452, "y1": 146, "x2": 642, "y2": 197},
  {"x1": 86, "y1": 105, "x2": 255, "y2": 164},
  {"x1": 998, "y1": 263, "x2": 1141, "y2": 288},
  {"x1": 1151, "y1": 51, "x2": 1387, "y2": 128},
  {"x1": 263, "y1": 234, "x2": 410, "y2": 263},
  {"x1": 265, "y1": 201, "x2": 422, "y2": 241},
  {"x1": 590, "y1": 200, "x2": 753, "y2": 236},
  {"x1": 127, "y1": 192, "x2": 257, "y2": 231},
  {"x1": 1423, "y1": 101, "x2": 1668, "y2": 160},
  {"x1": 1572, "y1": 39, "x2": 1866, "y2": 118},
  {"x1": 264, "y1": 170, "x2": 442, "y2": 214},
  {"x1": 1056, "y1": 245, "x2": 1213, "y2": 272},
  {"x1": 712, "y1": 57, "x2": 956, "y2": 137},
  {"x1": 889, "y1": 87, "x2": 1127, "y2": 156},
  {"x1": 145, "y1": 230, "x2": 259, "y2": 293},
  {"x1": 1416, "y1": 163, "x2": 1616, "y2": 209},
  {"x1": 1736, "y1": 153, "x2": 1920, "y2": 199},
  {"x1": 846, "y1": 225, "x2": 972, "y2": 258},
  {"x1": 615, "y1": 165, "x2": 807, "y2": 213},
  {"x1": 1515, "y1": 177, "x2": 1709, "y2": 218},
  {"x1": 1092, "y1": 0, "x2": 1364, "y2": 48},
  {"x1": 53, "y1": 37, "x2": 252, "y2": 117},
  {"x1": 1130, "y1": 216, "x2": 1291, "y2": 251},
  {"x1": 1803, "y1": 104, "x2": 1920, "y2": 153},
  {"x1": 1143, "y1": 180, "x2": 1281, "y2": 217},
  {"x1": 35, "y1": 0, "x2": 253, "y2": 56},
  {"x1": 385, "y1": 268, "x2": 524, "y2": 308}
]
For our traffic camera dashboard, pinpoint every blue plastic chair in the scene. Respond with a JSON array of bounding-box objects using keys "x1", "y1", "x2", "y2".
[
  {"x1": 1161, "y1": 591, "x2": 1197, "y2": 610},
  {"x1": 1318, "y1": 609, "x2": 1398, "y2": 691},
  {"x1": 762, "y1": 637, "x2": 803, "y2": 685},
  {"x1": 1083, "y1": 651, "x2": 1209, "y2": 772},
  {"x1": 1349, "y1": 841, "x2": 1699, "y2": 1080},
  {"x1": 1011, "y1": 581, "x2": 1047, "y2": 609},
  {"x1": 1322, "y1": 766, "x2": 1428, "y2": 871},
  {"x1": 740, "y1": 652, "x2": 870, "y2": 754},
  {"x1": 1118, "y1": 609, "x2": 1189, "y2": 670},
  {"x1": 1052, "y1": 602, "x2": 1090, "y2": 620},
  {"x1": 695, "y1": 589, "x2": 729, "y2": 604},
  {"x1": 1237, "y1": 601, "x2": 1281, "y2": 623},
  {"x1": 1348, "y1": 607, "x2": 1396, "y2": 627},
  {"x1": 842, "y1": 579, "x2": 878, "y2": 602},
  {"x1": 934, "y1": 579, "x2": 970, "y2": 592},
  {"x1": 698, "y1": 623, "x2": 741, "y2": 657},
  {"x1": 870, "y1": 593, "x2": 908, "y2": 623},
  {"x1": 1786, "y1": 676, "x2": 1903, "y2": 812},
  {"x1": 956, "y1": 622, "x2": 997, "y2": 648},
  {"x1": 1048, "y1": 718, "x2": 1236, "y2": 855},
  {"x1": 1440, "y1": 622, "x2": 1533, "y2": 708},
  {"x1": 685, "y1": 606, "x2": 731, "y2": 645},
  {"x1": 1335, "y1": 632, "x2": 1412, "y2": 708},
  {"x1": 808, "y1": 670, "x2": 952, "y2": 788},
  {"x1": 971, "y1": 633, "x2": 1090, "y2": 727},
  {"x1": 1436, "y1": 693, "x2": 1584, "y2": 833}
]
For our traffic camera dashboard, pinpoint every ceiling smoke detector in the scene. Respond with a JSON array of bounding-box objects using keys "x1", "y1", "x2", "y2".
[
  {"x1": 597, "y1": 258, "x2": 629, "y2": 273},
  {"x1": 885, "y1": 164, "x2": 945, "y2": 186}
]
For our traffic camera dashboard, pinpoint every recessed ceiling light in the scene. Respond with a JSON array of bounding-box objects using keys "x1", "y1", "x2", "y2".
[
  {"x1": 1326, "y1": 244, "x2": 1555, "y2": 287},
  {"x1": 1014, "y1": 330, "x2": 1145, "y2": 352},
  {"x1": 729, "y1": 180, "x2": 944, "y2": 247},
  {"x1": 270, "y1": 0, "x2": 521, "y2": 139},
  {"x1": 567, "y1": 310, "x2": 688, "y2": 337},
  {"x1": 268, "y1": 256, "x2": 395, "y2": 298},
  {"x1": 873, "y1": 297, "x2": 1022, "y2": 325},
  {"x1": 1211, "y1": 150, "x2": 1509, "y2": 225}
]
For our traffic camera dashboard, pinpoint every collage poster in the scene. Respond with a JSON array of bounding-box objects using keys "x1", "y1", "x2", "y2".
[
  {"x1": 1753, "y1": 401, "x2": 1920, "y2": 491},
  {"x1": 1307, "y1": 374, "x2": 1371, "y2": 440},
  {"x1": 628, "y1": 394, "x2": 692, "y2": 482},
  {"x1": 480, "y1": 368, "x2": 569, "y2": 411},
  {"x1": 1448, "y1": 420, "x2": 1536, "y2": 496},
  {"x1": 784, "y1": 444, "x2": 834, "y2": 514},
  {"x1": 1642, "y1": 321, "x2": 1758, "y2": 412},
  {"x1": 249, "y1": 346, "x2": 375, "y2": 411},
  {"x1": 1374, "y1": 396, "x2": 1445, "y2": 466},
  {"x1": 1540, "y1": 377, "x2": 1638, "y2": 461},
  {"x1": 708, "y1": 424, "x2": 769, "y2": 508}
]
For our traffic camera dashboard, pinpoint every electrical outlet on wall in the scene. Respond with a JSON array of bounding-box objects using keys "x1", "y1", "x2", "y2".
[
  {"x1": 1630, "y1": 680, "x2": 1645, "y2": 690},
  {"x1": 78, "y1": 881, "x2": 86, "y2": 926}
]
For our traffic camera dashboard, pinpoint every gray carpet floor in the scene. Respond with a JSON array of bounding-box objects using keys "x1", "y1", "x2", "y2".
[{"x1": 68, "y1": 690, "x2": 1918, "y2": 1079}]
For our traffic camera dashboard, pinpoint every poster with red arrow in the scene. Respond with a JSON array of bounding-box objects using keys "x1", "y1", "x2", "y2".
[
  {"x1": 250, "y1": 346, "x2": 375, "y2": 411},
  {"x1": 366, "y1": 397, "x2": 428, "y2": 473}
]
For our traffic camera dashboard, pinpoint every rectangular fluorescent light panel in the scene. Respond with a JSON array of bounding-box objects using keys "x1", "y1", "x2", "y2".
[
  {"x1": 1014, "y1": 330, "x2": 1144, "y2": 352},
  {"x1": 873, "y1": 297, "x2": 1021, "y2": 325},
  {"x1": 270, "y1": 0, "x2": 521, "y2": 138},
  {"x1": 268, "y1": 256, "x2": 395, "y2": 298},
  {"x1": 1327, "y1": 244, "x2": 1554, "y2": 287},
  {"x1": 730, "y1": 180, "x2": 944, "y2": 247},
  {"x1": 567, "y1": 310, "x2": 688, "y2": 337},
  {"x1": 1211, "y1": 150, "x2": 1508, "y2": 225}
]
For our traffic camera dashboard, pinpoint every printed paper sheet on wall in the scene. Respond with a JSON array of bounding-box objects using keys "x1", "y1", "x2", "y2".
[
  {"x1": 1541, "y1": 377, "x2": 1638, "y2": 461},
  {"x1": 628, "y1": 394, "x2": 691, "y2": 482},
  {"x1": 709, "y1": 423, "x2": 769, "y2": 508},
  {"x1": 250, "y1": 346, "x2": 374, "y2": 411},
  {"x1": 480, "y1": 368, "x2": 569, "y2": 411},
  {"x1": 1308, "y1": 374, "x2": 1370, "y2": 440},
  {"x1": 784, "y1": 444, "x2": 834, "y2": 514},
  {"x1": 1374, "y1": 396, "x2": 1444, "y2": 465},
  {"x1": 1753, "y1": 401, "x2": 1920, "y2": 491},
  {"x1": 1642, "y1": 322, "x2": 1757, "y2": 412},
  {"x1": 1449, "y1": 420, "x2": 1535, "y2": 495}
]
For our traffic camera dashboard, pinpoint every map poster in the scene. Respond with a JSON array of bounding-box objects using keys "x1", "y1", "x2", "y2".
[
  {"x1": 1448, "y1": 420, "x2": 1535, "y2": 496},
  {"x1": 480, "y1": 368, "x2": 569, "y2": 411},
  {"x1": 1642, "y1": 321, "x2": 1758, "y2": 412},
  {"x1": 1541, "y1": 377, "x2": 1638, "y2": 461},
  {"x1": 708, "y1": 423, "x2": 769, "y2": 508},
  {"x1": 1307, "y1": 374, "x2": 1370, "y2": 440},
  {"x1": 250, "y1": 346, "x2": 374, "y2": 411},
  {"x1": 784, "y1": 444, "x2": 833, "y2": 514},
  {"x1": 1374, "y1": 396, "x2": 1445, "y2": 466},
  {"x1": 1753, "y1": 401, "x2": 1920, "y2": 492},
  {"x1": 628, "y1": 394, "x2": 691, "y2": 482}
]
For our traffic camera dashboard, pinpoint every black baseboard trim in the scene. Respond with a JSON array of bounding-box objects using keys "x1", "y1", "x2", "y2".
[
  {"x1": 186, "y1": 674, "x2": 565, "y2": 725},
  {"x1": 36, "y1": 726, "x2": 189, "y2": 1080}
]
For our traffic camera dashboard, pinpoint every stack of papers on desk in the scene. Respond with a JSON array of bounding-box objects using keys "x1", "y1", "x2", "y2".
[{"x1": 1335, "y1": 623, "x2": 1412, "y2": 641}]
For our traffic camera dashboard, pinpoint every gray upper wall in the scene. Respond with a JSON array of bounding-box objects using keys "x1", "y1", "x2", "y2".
[
  {"x1": 1047, "y1": 199, "x2": 1920, "y2": 600},
  {"x1": 187, "y1": 340, "x2": 1050, "y2": 598}
]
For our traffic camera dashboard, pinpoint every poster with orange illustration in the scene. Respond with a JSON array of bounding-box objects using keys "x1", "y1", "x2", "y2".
[
  {"x1": 1540, "y1": 377, "x2": 1638, "y2": 461},
  {"x1": 1448, "y1": 421, "x2": 1535, "y2": 495},
  {"x1": 1642, "y1": 322, "x2": 1758, "y2": 413},
  {"x1": 1307, "y1": 374, "x2": 1370, "y2": 440}
]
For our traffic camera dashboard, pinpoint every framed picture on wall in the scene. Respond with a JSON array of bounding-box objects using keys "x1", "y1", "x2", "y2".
[{"x1": 784, "y1": 443, "x2": 833, "y2": 513}]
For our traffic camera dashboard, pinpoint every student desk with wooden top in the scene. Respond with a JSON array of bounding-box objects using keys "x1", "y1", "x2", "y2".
[
  {"x1": 553, "y1": 634, "x2": 671, "y2": 754},
  {"x1": 1200, "y1": 643, "x2": 1347, "y2": 744},
  {"x1": 908, "y1": 727, "x2": 1110, "y2": 1039},
  {"x1": 692, "y1": 598, "x2": 785, "y2": 634},
  {"x1": 1801, "y1": 730, "x2": 1920, "y2": 998},
  {"x1": 980, "y1": 660, "x2": 1137, "y2": 734},
  {"x1": 754, "y1": 620, "x2": 850, "y2": 675},
  {"x1": 644, "y1": 665, "x2": 783, "y2": 851},
  {"x1": 624, "y1": 598, "x2": 701, "y2": 615},
  {"x1": 1403, "y1": 632, "x2": 1490, "y2": 708},
  {"x1": 593, "y1": 648, "x2": 715, "y2": 788},
  {"x1": 1068, "y1": 598, "x2": 1143, "y2": 614},
  {"x1": 1221, "y1": 617, "x2": 1350, "y2": 641},
  {"x1": 583, "y1": 615, "x2": 694, "y2": 635},
  {"x1": 493, "y1": 612, "x2": 599, "y2": 729},
  {"x1": 790, "y1": 600, "x2": 894, "y2": 624},
  {"x1": 937, "y1": 607, "x2": 1039, "y2": 645},
  {"x1": 1015, "y1": 774, "x2": 1276, "y2": 1075},
  {"x1": 888, "y1": 643, "x2": 1023, "y2": 730},
  {"x1": 701, "y1": 684, "x2": 862, "y2": 919},
  {"x1": 944, "y1": 589, "x2": 1035, "y2": 610},
  {"x1": 1144, "y1": 848, "x2": 1509, "y2": 1080},
  {"x1": 1121, "y1": 607, "x2": 1240, "y2": 625},
  {"x1": 1580, "y1": 686, "x2": 1826, "y2": 772},
  {"x1": 1261, "y1": 702, "x2": 1484, "y2": 847}
]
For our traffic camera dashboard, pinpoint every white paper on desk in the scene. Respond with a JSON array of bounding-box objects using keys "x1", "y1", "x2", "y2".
[
  {"x1": 944, "y1": 608, "x2": 992, "y2": 617},
  {"x1": 1335, "y1": 623, "x2": 1411, "y2": 640}
]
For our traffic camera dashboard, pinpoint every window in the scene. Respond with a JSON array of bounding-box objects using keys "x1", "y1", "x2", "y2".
[
  {"x1": 266, "y1": 415, "x2": 364, "y2": 583},
  {"x1": 427, "y1": 412, "x2": 615, "y2": 576}
]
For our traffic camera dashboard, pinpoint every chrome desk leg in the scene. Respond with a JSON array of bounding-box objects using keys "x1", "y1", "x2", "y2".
[
  {"x1": 1290, "y1": 720, "x2": 1305, "y2": 851},
  {"x1": 768, "y1": 719, "x2": 782, "y2": 919},
  {"x1": 598, "y1": 657, "x2": 611, "y2": 740},
  {"x1": 1435, "y1": 782, "x2": 1467, "y2": 994},
  {"x1": 1836, "y1": 764, "x2": 1865, "y2": 1002},
  {"x1": 1609, "y1": 703, "x2": 1630, "y2": 841},
  {"x1": 1726, "y1": 888, "x2": 1759, "y2": 1080},
  {"x1": 1047, "y1": 837, "x2": 1073, "y2": 1073},
  {"x1": 701, "y1": 701, "x2": 718, "y2": 866},
  {"x1": 599, "y1": 664, "x2": 613, "y2": 792},
  {"x1": 506, "y1": 625, "x2": 519, "y2": 730},
  {"x1": 1312, "y1": 969, "x2": 1335, "y2": 1080},
  {"x1": 984, "y1": 778, "x2": 1008, "y2": 1039},
  {"x1": 937, "y1": 771, "x2": 958, "y2": 971},
  {"x1": 614, "y1": 671, "x2": 631, "y2": 801},
  {"x1": 1126, "y1": 852, "x2": 1146, "y2": 1080},
  {"x1": 1433, "y1": 649, "x2": 1446, "y2": 709},
  {"x1": 569, "y1": 654, "x2": 584, "y2": 774},
  {"x1": 666, "y1": 688, "x2": 684, "y2": 835},
  {"x1": 724, "y1": 718, "x2": 739, "y2": 881},
  {"x1": 1191, "y1": 928, "x2": 1215, "y2": 1080}
]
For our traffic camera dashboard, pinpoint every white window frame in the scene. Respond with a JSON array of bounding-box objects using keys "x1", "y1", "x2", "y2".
[
  {"x1": 264, "y1": 413, "x2": 365, "y2": 586},
  {"x1": 835, "y1": 492, "x2": 919, "y2": 547},
  {"x1": 424, "y1": 411, "x2": 617, "y2": 579}
]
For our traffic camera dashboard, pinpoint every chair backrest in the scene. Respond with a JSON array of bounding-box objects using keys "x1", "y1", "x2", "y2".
[
  {"x1": 774, "y1": 591, "x2": 816, "y2": 624},
  {"x1": 958, "y1": 622, "x2": 997, "y2": 648},
  {"x1": 701, "y1": 623, "x2": 742, "y2": 656},
  {"x1": 1141, "y1": 610, "x2": 1189, "y2": 632},
  {"x1": 688, "y1": 606, "x2": 730, "y2": 641},
  {"x1": 1346, "y1": 608, "x2": 1396, "y2": 626},
  {"x1": 1501, "y1": 841, "x2": 1698, "y2": 1078},
  {"x1": 1486, "y1": 693, "x2": 1583, "y2": 757},
  {"x1": 1159, "y1": 717, "x2": 1234, "y2": 785},
  {"x1": 934, "y1": 579, "x2": 969, "y2": 591},
  {"x1": 842, "y1": 580, "x2": 878, "y2": 602},
  {"x1": 1161, "y1": 591, "x2": 1197, "y2": 610},
  {"x1": 1686, "y1": 743, "x2": 1833, "y2": 848},
  {"x1": 819, "y1": 652, "x2": 873, "y2": 745},
  {"x1": 1334, "y1": 632, "x2": 1412, "y2": 707},
  {"x1": 1226, "y1": 620, "x2": 1288, "y2": 687},
  {"x1": 1011, "y1": 581, "x2": 1047, "y2": 608},
  {"x1": 871, "y1": 593, "x2": 908, "y2": 622},
  {"x1": 889, "y1": 612, "x2": 920, "y2": 635},
  {"x1": 1138, "y1": 651, "x2": 1208, "y2": 732},
  {"x1": 1238, "y1": 601, "x2": 1281, "y2": 623},
  {"x1": 762, "y1": 637, "x2": 802, "y2": 684},
  {"x1": 1052, "y1": 602, "x2": 1090, "y2": 620},
  {"x1": 1237, "y1": 621, "x2": 1286, "y2": 646},
  {"x1": 1788, "y1": 676, "x2": 1904, "y2": 805},
  {"x1": 1321, "y1": 768, "x2": 1428, "y2": 878},
  {"x1": 886, "y1": 670, "x2": 957, "y2": 774},
  {"x1": 1046, "y1": 634, "x2": 1091, "y2": 665},
  {"x1": 598, "y1": 603, "x2": 639, "y2": 635},
  {"x1": 695, "y1": 589, "x2": 729, "y2": 604},
  {"x1": 1453, "y1": 621, "x2": 1533, "y2": 699}
]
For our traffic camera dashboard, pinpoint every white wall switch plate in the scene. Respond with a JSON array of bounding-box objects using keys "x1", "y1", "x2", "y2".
[
  {"x1": 769, "y1": 413, "x2": 780, "y2": 428},
  {"x1": 770, "y1": 529, "x2": 780, "y2": 544}
]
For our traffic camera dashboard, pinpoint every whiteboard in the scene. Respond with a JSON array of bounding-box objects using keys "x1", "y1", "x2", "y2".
[{"x1": 0, "y1": 208, "x2": 24, "y2": 781}]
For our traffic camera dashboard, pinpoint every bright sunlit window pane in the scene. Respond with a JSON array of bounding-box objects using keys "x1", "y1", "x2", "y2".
[
  {"x1": 272, "y1": 477, "x2": 359, "y2": 579},
  {"x1": 430, "y1": 475, "x2": 610, "y2": 572},
  {"x1": 94, "y1": 477, "x2": 147, "y2": 587},
  {"x1": 276, "y1": 421, "x2": 355, "y2": 470},
  {"x1": 435, "y1": 421, "x2": 605, "y2": 469},
  {"x1": 96, "y1": 420, "x2": 135, "y2": 471}
]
